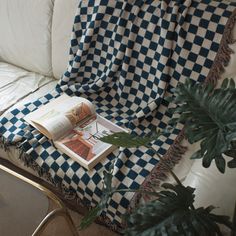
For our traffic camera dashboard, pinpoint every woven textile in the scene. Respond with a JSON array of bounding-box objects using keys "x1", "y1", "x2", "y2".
[{"x1": 1, "y1": 0, "x2": 236, "y2": 228}]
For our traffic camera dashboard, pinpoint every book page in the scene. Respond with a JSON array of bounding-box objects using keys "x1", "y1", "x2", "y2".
[
  {"x1": 24, "y1": 94, "x2": 95, "y2": 140},
  {"x1": 56, "y1": 116, "x2": 113, "y2": 162}
]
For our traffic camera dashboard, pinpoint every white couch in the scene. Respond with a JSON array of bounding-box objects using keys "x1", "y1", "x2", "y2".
[{"x1": 0, "y1": 0, "x2": 236, "y2": 233}]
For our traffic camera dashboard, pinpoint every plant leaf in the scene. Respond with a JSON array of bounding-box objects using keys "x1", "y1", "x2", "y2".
[
  {"x1": 191, "y1": 150, "x2": 203, "y2": 159},
  {"x1": 221, "y1": 78, "x2": 229, "y2": 89},
  {"x1": 228, "y1": 158, "x2": 236, "y2": 168},
  {"x1": 214, "y1": 155, "x2": 226, "y2": 174},
  {"x1": 224, "y1": 149, "x2": 236, "y2": 158},
  {"x1": 124, "y1": 183, "x2": 233, "y2": 236},
  {"x1": 229, "y1": 79, "x2": 236, "y2": 89},
  {"x1": 168, "y1": 78, "x2": 236, "y2": 172},
  {"x1": 100, "y1": 130, "x2": 162, "y2": 148},
  {"x1": 79, "y1": 205, "x2": 102, "y2": 230},
  {"x1": 79, "y1": 163, "x2": 115, "y2": 230}
]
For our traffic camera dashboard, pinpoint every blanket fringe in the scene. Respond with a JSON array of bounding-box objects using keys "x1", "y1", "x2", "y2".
[
  {"x1": 206, "y1": 8, "x2": 236, "y2": 85},
  {"x1": 130, "y1": 130, "x2": 186, "y2": 208},
  {"x1": 0, "y1": 135, "x2": 11, "y2": 152},
  {"x1": 18, "y1": 149, "x2": 56, "y2": 184}
]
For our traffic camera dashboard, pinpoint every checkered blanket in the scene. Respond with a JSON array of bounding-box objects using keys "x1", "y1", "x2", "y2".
[{"x1": 1, "y1": 0, "x2": 236, "y2": 229}]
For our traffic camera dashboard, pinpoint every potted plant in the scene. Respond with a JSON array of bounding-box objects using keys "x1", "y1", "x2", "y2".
[{"x1": 80, "y1": 78, "x2": 236, "y2": 235}]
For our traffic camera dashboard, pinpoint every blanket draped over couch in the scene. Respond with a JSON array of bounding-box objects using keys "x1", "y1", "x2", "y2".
[{"x1": 1, "y1": 0, "x2": 236, "y2": 230}]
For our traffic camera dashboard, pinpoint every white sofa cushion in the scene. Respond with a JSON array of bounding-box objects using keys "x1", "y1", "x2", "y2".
[
  {"x1": 51, "y1": 0, "x2": 78, "y2": 79},
  {"x1": 0, "y1": 62, "x2": 55, "y2": 114},
  {"x1": 0, "y1": 0, "x2": 54, "y2": 77}
]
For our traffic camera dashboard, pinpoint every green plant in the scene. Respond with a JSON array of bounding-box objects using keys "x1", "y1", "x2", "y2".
[
  {"x1": 80, "y1": 78, "x2": 236, "y2": 235},
  {"x1": 124, "y1": 184, "x2": 232, "y2": 236},
  {"x1": 167, "y1": 78, "x2": 236, "y2": 173}
]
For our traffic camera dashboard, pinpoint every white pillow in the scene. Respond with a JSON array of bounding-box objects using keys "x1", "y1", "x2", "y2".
[
  {"x1": 51, "y1": 0, "x2": 78, "y2": 79},
  {"x1": 0, "y1": 0, "x2": 54, "y2": 76}
]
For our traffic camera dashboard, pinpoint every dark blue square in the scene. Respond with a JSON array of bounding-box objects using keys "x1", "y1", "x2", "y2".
[
  {"x1": 64, "y1": 175, "x2": 72, "y2": 184},
  {"x1": 85, "y1": 187, "x2": 93, "y2": 197},
  {"x1": 72, "y1": 174, "x2": 80, "y2": 184},
  {"x1": 183, "y1": 41, "x2": 192, "y2": 50},
  {"x1": 51, "y1": 162, "x2": 60, "y2": 172},
  {"x1": 61, "y1": 162, "x2": 69, "y2": 172},
  {"x1": 11, "y1": 109, "x2": 20, "y2": 116},
  {"x1": 10, "y1": 117, "x2": 17, "y2": 124},
  {"x1": 199, "y1": 47, "x2": 209, "y2": 57},
  {"x1": 116, "y1": 171, "x2": 125, "y2": 182},
  {"x1": 199, "y1": 19, "x2": 209, "y2": 28}
]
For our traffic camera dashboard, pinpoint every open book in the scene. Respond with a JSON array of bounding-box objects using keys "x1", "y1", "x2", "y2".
[{"x1": 24, "y1": 94, "x2": 126, "y2": 170}]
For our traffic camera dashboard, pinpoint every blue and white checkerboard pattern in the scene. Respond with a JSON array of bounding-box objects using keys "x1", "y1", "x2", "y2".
[{"x1": 1, "y1": 0, "x2": 236, "y2": 226}]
